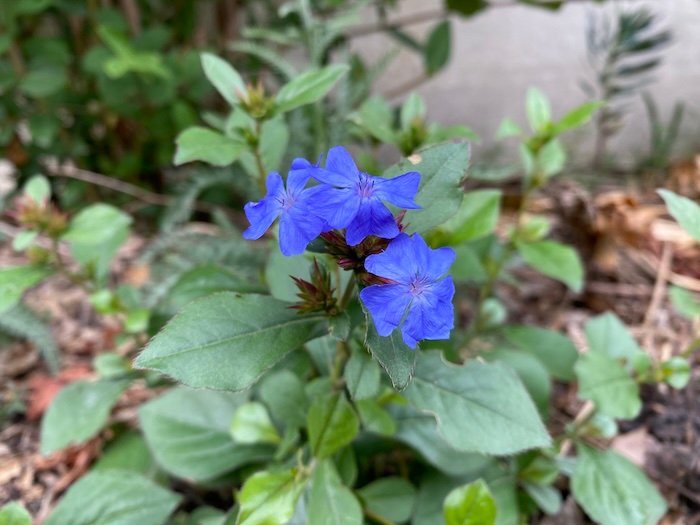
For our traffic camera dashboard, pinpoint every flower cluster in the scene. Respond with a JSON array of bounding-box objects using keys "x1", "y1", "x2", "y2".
[{"x1": 243, "y1": 146, "x2": 455, "y2": 348}]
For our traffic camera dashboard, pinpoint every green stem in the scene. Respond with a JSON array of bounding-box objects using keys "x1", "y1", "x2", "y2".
[
  {"x1": 253, "y1": 120, "x2": 267, "y2": 195},
  {"x1": 330, "y1": 340, "x2": 349, "y2": 387},
  {"x1": 469, "y1": 175, "x2": 538, "y2": 338},
  {"x1": 339, "y1": 277, "x2": 356, "y2": 310}
]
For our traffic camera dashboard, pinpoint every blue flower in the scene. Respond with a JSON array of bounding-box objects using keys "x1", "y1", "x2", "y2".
[
  {"x1": 360, "y1": 233, "x2": 455, "y2": 348},
  {"x1": 243, "y1": 170, "x2": 326, "y2": 256},
  {"x1": 304, "y1": 146, "x2": 421, "y2": 246}
]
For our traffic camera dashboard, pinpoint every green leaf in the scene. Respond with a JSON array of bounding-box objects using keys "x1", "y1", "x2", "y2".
[
  {"x1": 358, "y1": 477, "x2": 416, "y2": 523},
  {"x1": 516, "y1": 240, "x2": 583, "y2": 292},
  {"x1": 424, "y1": 20, "x2": 451, "y2": 75},
  {"x1": 174, "y1": 127, "x2": 245, "y2": 166},
  {"x1": 201, "y1": 52, "x2": 246, "y2": 107},
  {"x1": 12, "y1": 231, "x2": 38, "y2": 252},
  {"x1": 669, "y1": 285, "x2": 700, "y2": 319},
  {"x1": 364, "y1": 315, "x2": 416, "y2": 391},
  {"x1": 163, "y1": 264, "x2": 264, "y2": 312},
  {"x1": 275, "y1": 64, "x2": 349, "y2": 113},
  {"x1": 259, "y1": 370, "x2": 309, "y2": 430},
  {"x1": 501, "y1": 325, "x2": 578, "y2": 381},
  {"x1": 553, "y1": 101, "x2": 603, "y2": 134},
  {"x1": 23, "y1": 174, "x2": 50, "y2": 203},
  {"x1": 231, "y1": 402, "x2": 280, "y2": 445},
  {"x1": 661, "y1": 356, "x2": 691, "y2": 389},
  {"x1": 484, "y1": 348, "x2": 551, "y2": 415},
  {"x1": 308, "y1": 460, "x2": 363, "y2": 525},
  {"x1": 658, "y1": 189, "x2": 700, "y2": 242},
  {"x1": 356, "y1": 399, "x2": 396, "y2": 436},
  {"x1": 537, "y1": 138, "x2": 566, "y2": 177},
  {"x1": 451, "y1": 244, "x2": 488, "y2": 284},
  {"x1": 575, "y1": 352, "x2": 641, "y2": 419},
  {"x1": 526, "y1": 88, "x2": 551, "y2": 132},
  {"x1": 344, "y1": 348, "x2": 381, "y2": 400},
  {"x1": 404, "y1": 352, "x2": 550, "y2": 455},
  {"x1": 239, "y1": 115, "x2": 289, "y2": 176},
  {"x1": 93, "y1": 431, "x2": 158, "y2": 477},
  {"x1": 393, "y1": 406, "x2": 492, "y2": 476},
  {"x1": 0, "y1": 304, "x2": 59, "y2": 373},
  {"x1": 384, "y1": 142, "x2": 470, "y2": 233},
  {"x1": 584, "y1": 312, "x2": 641, "y2": 361},
  {"x1": 445, "y1": 0, "x2": 488, "y2": 17},
  {"x1": 139, "y1": 387, "x2": 272, "y2": 481},
  {"x1": 265, "y1": 251, "x2": 312, "y2": 302},
  {"x1": 401, "y1": 93, "x2": 427, "y2": 129},
  {"x1": 444, "y1": 479, "x2": 497, "y2": 525},
  {"x1": 496, "y1": 118, "x2": 523, "y2": 139},
  {"x1": 522, "y1": 483, "x2": 561, "y2": 515},
  {"x1": 436, "y1": 189, "x2": 501, "y2": 245},
  {"x1": 62, "y1": 203, "x2": 131, "y2": 285},
  {"x1": 19, "y1": 66, "x2": 66, "y2": 97},
  {"x1": 349, "y1": 96, "x2": 396, "y2": 144},
  {"x1": 0, "y1": 265, "x2": 51, "y2": 313},
  {"x1": 44, "y1": 471, "x2": 180, "y2": 525},
  {"x1": 571, "y1": 445, "x2": 666, "y2": 525},
  {"x1": 307, "y1": 392, "x2": 359, "y2": 459},
  {"x1": 135, "y1": 292, "x2": 325, "y2": 391},
  {"x1": 0, "y1": 502, "x2": 31, "y2": 525},
  {"x1": 40, "y1": 379, "x2": 128, "y2": 455},
  {"x1": 236, "y1": 469, "x2": 306, "y2": 525}
]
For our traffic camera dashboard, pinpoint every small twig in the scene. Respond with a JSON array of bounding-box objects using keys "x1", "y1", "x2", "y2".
[
  {"x1": 345, "y1": 8, "x2": 444, "y2": 39},
  {"x1": 42, "y1": 160, "x2": 237, "y2": 217},
  {"x1": 560, "y1": 401, "x2": 596, "y2": 457},
  {"x1": 642, "y1": 242, "x2": 673, "y2": 350},
  {"x1": 120, "y1": 0, "x2": 142, "y2": 34},
  {"x1": 381, "y1": 73, "x2": 430, "y2": 100},
  {"x1": 587, "y1": 281, "x2": 654, "y2": 297}
]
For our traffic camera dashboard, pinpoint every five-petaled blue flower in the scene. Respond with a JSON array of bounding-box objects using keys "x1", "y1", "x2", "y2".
[
  {"x1": 303, "y1": 146, "x2": 421, "y2": 246},
  {"x1": 243, "y1": 170, "x2": 326, "y2": 256},
  {"x1": 360, "y1": 233, "x2": 456, "y2": 348}
]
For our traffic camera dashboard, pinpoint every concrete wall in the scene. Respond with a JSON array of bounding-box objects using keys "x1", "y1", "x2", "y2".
[{"x1": 350, "y1": 0, "x2": 700, "y2": 167}]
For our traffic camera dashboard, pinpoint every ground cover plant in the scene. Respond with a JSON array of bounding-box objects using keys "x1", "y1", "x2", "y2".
[{"x1": 0, "y1": 1, "x2": 699, "y2": 524}]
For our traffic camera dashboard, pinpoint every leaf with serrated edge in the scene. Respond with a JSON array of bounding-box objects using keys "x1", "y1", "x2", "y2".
[
  {"x1": 404, "y1": 352, "x2": 550, "y2": 455},
  {"x1": 135, "y1": 293, "x2": 325, "y2": 391},
  {"x1": 364, "y1": 312, "x2": 416, "y2": 391}
]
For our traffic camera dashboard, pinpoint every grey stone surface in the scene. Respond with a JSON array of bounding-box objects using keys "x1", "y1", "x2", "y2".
[{"x1": 350, "y1": 0, "x2": 700, "y2": 166}]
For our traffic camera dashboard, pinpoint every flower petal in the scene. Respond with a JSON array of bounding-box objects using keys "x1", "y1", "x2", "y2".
[
  {"x1": 307, "y1": 186, "x2": 361, "y2": 229},
  {"x1": 375, "y1": 171, "x2": 421, "y2": 209},
  {"x1": 345, "y1": 198, "x2": 399, "y2": 246},
  {"x1": 265, "y1": 172, "x2": 285, "y2": 197},
  {"x1": 286, "y1": 169, "x2": 311, "y2": 195},
  {"x1": 326, "y1": 146, "x2": 359, "y2": 177},
  {"x1": 309, "y1": 167, "x2": 353, "y2": 188},
  {"x1": 242, "y1": 173, "x2": 284, "y2": 240},
  {"x1": 364, "y1": 233, "x2": 416, "y2": 283},
  {"x1": 243, "y1": 199, "x2": 281, "y2": 240},
  {"x1": 407, "y1": 234, "x2": 455, "y2": 279},
  {"x1": 277, "y1": 206, "x2": 325, "y2": 256},
  {"x1": 360, "y1": 284, "x2": 412, "y2": 337},
  {"x1": 401, "y1": 278, "x2": 455, "y2": 347},
  {"x1": 290, "y1": 157, "x2": 313, "y2": 171}
]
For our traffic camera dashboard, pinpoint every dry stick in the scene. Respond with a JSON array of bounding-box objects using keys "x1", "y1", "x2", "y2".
[
  {"x1": 345, "y1": 0, "x2": 600, "y2": 39},
  {"x1": 559, "y1": 400, "x2": 596, "y2": 457},
  {"x1": 642, "y1": 242, "x2": 673, "y2": 352},
  {"x1": 42, "y1": 160, "x2": 236, "y2": 217}
]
